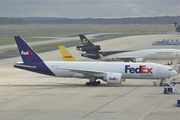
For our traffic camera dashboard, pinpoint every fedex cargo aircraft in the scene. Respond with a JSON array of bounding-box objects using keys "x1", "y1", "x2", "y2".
[
  {"x1": 77, "y1": 35, "x2": 180, "y2": 64},
  {"x1": 14, "y1": 36, "x2": 177, "y2": 86}
]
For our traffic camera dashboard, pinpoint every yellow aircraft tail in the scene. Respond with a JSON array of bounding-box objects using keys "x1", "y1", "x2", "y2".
[{"x1": 59, "y1": 46, "x2": 78, "y2": 61}]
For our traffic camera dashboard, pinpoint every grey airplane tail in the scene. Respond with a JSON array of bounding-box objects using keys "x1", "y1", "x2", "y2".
[{"x1": 77, "y1": 34, "x2": 101, "y2": 52}]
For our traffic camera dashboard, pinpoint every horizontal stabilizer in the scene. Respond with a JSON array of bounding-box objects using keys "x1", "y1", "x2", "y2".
[
  {"x1": 81, "y1": 53, "x2": 96, "y2": 57},
  {"x1": 14, "y1": 64, "x2": 37, "y2": 69}
]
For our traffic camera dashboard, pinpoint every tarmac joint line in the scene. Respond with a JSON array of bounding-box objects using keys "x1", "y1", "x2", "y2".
[{"x1": 139, "y1": 106, "x2": 156, "y2": 120}]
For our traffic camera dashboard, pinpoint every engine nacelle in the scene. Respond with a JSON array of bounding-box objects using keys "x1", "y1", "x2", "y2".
[
  {"x1": 103, "y1": 73, "x2": 122, "y2": 84},
  {"x1": 132, "y1": 58, "x2": 144, "y2": 62},
  {"x1": 76, "y1": 45, "x2": 101, "y2": 51}
]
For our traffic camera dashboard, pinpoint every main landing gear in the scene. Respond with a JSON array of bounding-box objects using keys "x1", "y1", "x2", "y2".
[
  {"x1": 86, "y1": 76, "x2": 101, "y2": 86},
  {"x1": 86, "y1": 81, "x2": 101, "y2": 86}
]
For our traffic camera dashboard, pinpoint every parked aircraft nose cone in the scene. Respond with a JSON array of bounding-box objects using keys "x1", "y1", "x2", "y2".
[{"x1": 169, "y1": 70, "x2": 177, "y2": 77}]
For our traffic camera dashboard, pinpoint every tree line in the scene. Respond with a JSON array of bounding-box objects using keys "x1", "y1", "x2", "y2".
[
  {"x1": 0, "y1": 17, "x2": 24, "y2": 25},
  {"x1": 0, "y1": 16, "x2": 179, "y2": 25}
]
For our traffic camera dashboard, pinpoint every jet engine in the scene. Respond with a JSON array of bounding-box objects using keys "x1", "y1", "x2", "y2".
[
  {"x1": 132, "y1": 58, "x2": 144, "y2": 62},
  {"x1": 76, "y1": 45, "x2": 101, "y2": 51},
  {"x1": 103, "y1": 73, "x2": 122, "y2": 84}
]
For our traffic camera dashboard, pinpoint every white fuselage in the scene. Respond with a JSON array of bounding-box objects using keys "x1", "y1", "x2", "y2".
[
  {"x1": 45, "y1": 61, "x2": 176, "y2": 79},
  {"x1": 105, "y1": 49, "x2": 180, "y2": 60}
]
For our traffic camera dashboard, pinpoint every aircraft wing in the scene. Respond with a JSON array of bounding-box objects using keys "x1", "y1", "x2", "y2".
[
  {"x1": 81, "y1": 53, "x2": 96, "y2": 57},
  {"x1": 57, "y1": 67, "x2": 109, "y2": 77},
  {"x1": 100, "y1": 55, "x2": 143, "y2": 62},
  {"x1": 108, "y1": 56, "x2": 140, "y2": 59}
]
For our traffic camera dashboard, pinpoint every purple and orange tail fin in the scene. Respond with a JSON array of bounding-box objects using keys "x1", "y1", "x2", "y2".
[{"x1": 14, "y1": 36, "x2": 43, "y2": 63}]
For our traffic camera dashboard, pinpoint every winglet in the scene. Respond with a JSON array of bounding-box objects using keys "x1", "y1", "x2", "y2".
[
  {"x1": 59, "y1": 46, "x2": 78, "y2": 61},
  {"x1": 99, "y1": 54, "x2": 104, "y2": 58},
  {"x1": 98, "y1": 54, "x2": 105, "y2": 60}
]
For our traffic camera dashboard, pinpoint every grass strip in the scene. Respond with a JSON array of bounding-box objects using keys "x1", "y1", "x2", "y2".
[
  {"x1": 0, "y1": 37, "x2": 50, "y2": 45},
  {"x1": 8, "y1": 40, "x2": 82, "y2": 52},
  {"x1": 8, "y1": 33, "x2": 157, "y2": 53},
  {"x1": 102, "y1": 33, "x2": 155, "y2": 38}
]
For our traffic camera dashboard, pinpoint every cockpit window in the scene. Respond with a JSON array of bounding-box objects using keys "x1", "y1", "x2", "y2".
[{"x1": 169, "y1": 69, "x2": 173, "y2": 71}]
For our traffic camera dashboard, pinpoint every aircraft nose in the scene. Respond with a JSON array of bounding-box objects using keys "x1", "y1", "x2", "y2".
[{"x1": 169, "y1": 70, "x2": 177, "y2": 77}]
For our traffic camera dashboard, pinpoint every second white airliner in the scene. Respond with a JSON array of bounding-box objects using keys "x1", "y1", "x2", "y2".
[{"x1": 77, "y1": 35, "x2": 180, "y2": 64}]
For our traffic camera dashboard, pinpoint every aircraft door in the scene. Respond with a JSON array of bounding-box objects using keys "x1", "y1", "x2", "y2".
[
  {"x1": 176, "y1": 51, "x2": 179, "y2": 57},
  {"x1": 157, "y1": 67, "x2": 169, "y2": 78}
]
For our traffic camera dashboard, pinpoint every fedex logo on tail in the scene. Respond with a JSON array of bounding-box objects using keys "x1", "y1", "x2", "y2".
[
  {"x1": 21, "y1": 51, "x2": 33, "y2": 55},
  {"x1": 109, "y1": 77, "x2": 118, "y2": 80},
  {"x1": 125, "y1": 65, "x2": 153, "y2": 74}
]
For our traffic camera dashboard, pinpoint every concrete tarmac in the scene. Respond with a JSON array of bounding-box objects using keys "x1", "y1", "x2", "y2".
[{"x1": 0, "y1": 33, "x2": 180, "y2": 120}]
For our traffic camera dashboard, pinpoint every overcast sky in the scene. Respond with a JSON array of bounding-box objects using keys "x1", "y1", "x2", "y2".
[{"x1": 0, "y1": 0, "x2": 179, "y2": 18}]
